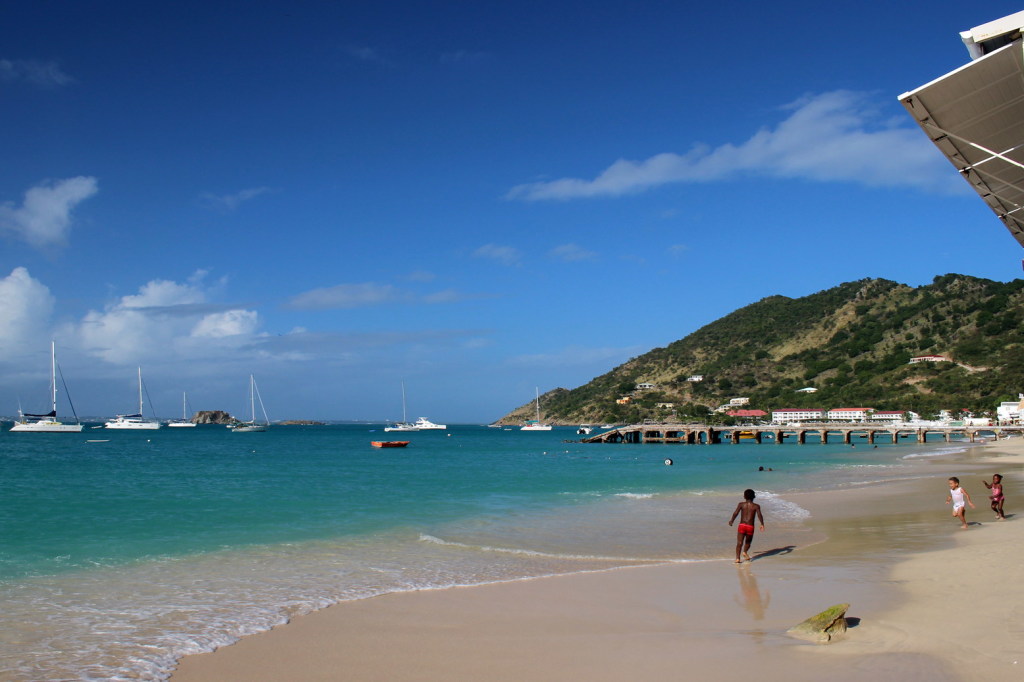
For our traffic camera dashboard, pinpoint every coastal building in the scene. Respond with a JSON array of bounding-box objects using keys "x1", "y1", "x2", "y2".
[
  {"x1": 795, "y1": 387, "x2": 818, "y2": 393},
  {"x1": 871, "y1": 410, "x2": 906, "y2": 422},
  {"x1": 635, "y1": 382, "x2": 656, "y2": 390},
  {"x1": 827, "y1": 408, "x2": 874, "y2": 422},
  {"x1": 771, "y1": 408, "x2": 824, "y2": 423},
  {"x1": 715, "y1": 397, "x2": 752, "y2": 413},
  {"x1": 727, "y1": 408, "x2": 768, "y2": 420},
  {"x1": 686, "y1": 375, "x2": 704, "y2": 382},
  {"x1": 997, "y1": 394, "x2": 1024, "y2": 424},
  {"x1": 909, "y1": 355, "x2": 950, "y2": 364},
  {"x1": 656, "y1": 402, "x2": 675, "y2": 409},
  {"x1": 616, "y1": 396, "x2": 632, "y2": 405}
]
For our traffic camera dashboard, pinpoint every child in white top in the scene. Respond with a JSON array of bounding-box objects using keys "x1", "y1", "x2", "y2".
[{"x1": 946, "y1": 476, "x2": 976, "y2": 530}]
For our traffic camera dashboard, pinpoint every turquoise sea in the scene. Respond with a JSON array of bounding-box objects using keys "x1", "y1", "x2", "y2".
[{"x1": 0, "y1": 424, "x2": 969, "y2": 680}]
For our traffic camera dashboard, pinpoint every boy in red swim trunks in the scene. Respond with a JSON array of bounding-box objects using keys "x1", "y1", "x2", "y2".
[{"x1": 728, "y1": 489, "x2": 765, "y2": 564}]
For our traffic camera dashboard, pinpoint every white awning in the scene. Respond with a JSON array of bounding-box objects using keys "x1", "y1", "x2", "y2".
[{"x1": 899, "y1": 41, "x2": 1024, "y2": 247}]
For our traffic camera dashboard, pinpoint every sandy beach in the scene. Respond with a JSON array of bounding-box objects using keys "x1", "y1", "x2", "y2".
[{"x1": 172, "y1": 440, "x2": 1024, "y2": 682}]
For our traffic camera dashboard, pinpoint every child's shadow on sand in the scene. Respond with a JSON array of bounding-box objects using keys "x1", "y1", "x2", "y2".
[{"x1": 750, "y1": 546, "x2": 795, "y2": 561}]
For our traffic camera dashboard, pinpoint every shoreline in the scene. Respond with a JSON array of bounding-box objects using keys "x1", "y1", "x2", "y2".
[{"x1": 172, "y1": 440, "x2": 1024, "y2": 681}]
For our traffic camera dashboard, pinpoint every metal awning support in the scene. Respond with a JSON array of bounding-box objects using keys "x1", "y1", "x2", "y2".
[{"x1": 900, "y1": 31, "x2": 1024, "y2": 248}]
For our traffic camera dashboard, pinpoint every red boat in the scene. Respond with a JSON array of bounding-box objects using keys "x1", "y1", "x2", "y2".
[{"x1": 371, "y1": 440, "x2": 410, "y2": 448}]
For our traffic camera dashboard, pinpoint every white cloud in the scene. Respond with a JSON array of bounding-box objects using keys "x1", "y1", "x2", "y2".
[
  {"x1": 79, "y1": 272, "x2": 259, "y2": 364},
  {"x1": 548, "y1": 243, "x2": 597, "y2": 262},
  {"x1": 0, "y1": 177, "x2": 98, "y2": 247},
  {"x1": 287, "y1": 283, "x2": 405, "y2": 310},
  {"x1": 0, "y1": 267, "x2": 54, "y2": 356},
  {"x1": 192, "y1": 310, "x2": 259, "y2": 338},
  {"x1": 201, "y1": 186, "x2": 272, "y2": 211},
  {"x1": 286, "y1": 282, "x2": 475, "y2": 309},
  {"x1": 0, "y1": 59, "x2": 73, "y2": 87},
  {"x1": 473, "y1": 243, "x2": 521, "y2": 266},
  {"x1": 507, "y1": 91, "x2": 958, "y2": 200}
]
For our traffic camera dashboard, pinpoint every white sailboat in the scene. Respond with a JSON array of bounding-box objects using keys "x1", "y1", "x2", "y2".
[
  {"x1": 10, "y1": 341, "x2": 84, "y2": 433},
  {"x1": 167, "y1": 392, "x2": 197, "y2": 427},
  {"x1": 105, "y1": 367, "x2": 162, "y2": 429},
  {"x1": 232, "y1": 375, "x2": 269, "y2": 432},
  {"x1": 520, "y1": 387, "x2": 552, "y2": 431},
  {"x1": 384, "y1": 382, "x2": 419, "y2": 432}
]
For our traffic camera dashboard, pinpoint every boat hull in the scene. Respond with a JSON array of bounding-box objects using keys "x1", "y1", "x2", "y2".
[
  {"x1": 10, "y1": 421, "x2": 84, "y2": 433},
  {"x1": 104, "y1": 418, "x2": 162, "y2": 430},
  {"x1": 371, "y1": 440, "x2": 409, "y2": 448},
  {"x1": 232, "y1": 424, "x2": 267, "y2": 432}
]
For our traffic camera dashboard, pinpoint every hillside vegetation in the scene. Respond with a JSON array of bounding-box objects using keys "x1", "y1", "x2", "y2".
[{"x1": 495, "y1": 275, "x2": 1024, "y2": 425}]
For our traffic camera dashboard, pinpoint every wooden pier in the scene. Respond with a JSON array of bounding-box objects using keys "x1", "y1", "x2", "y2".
[{"x1": 581, "y1": 422, "x2": 1024, "y2": 445}]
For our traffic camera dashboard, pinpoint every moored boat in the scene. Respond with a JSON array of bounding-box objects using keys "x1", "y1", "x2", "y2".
[
  {"x1": 520, "y1": 387, "x2": 552, "y2": 431},
  {"x1": 371, "y1": 440, "x2": 409, "y2": 448},
  {"x1": 384, "y1": 382, "x2": 420, "y2": 432},
  {"x1": 413, "y1": 417, "x2": 446, "y2": 430},
  {"x1": 167, "y1": 391, "x2": 197, "y2": 427},
  {"x1": 9, "y1": 341, "x2": 84, "y2": 433},
  {"x1": 232, "y1": 375, "x2": 269, "y2": 433},
  {"x1": 105, "y1": 368, "x2": 162, "y2": 430}
]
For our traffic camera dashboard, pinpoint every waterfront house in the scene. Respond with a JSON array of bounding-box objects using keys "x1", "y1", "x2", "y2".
[
  {"x1": 727, "y1": 409, "x2": 768, "y2": 420},
  {"x1": 771, "y1": 408, "x2": 825, "y2": 423},
  {"x1": 827, "y1": 407, "x2": 874, "y2": 422},
  {"x1": 997, "y1": 394, "x2": 1024, "y2": 424},
  {"x1": 909, "y1": 355, "x2": 950, "y2": 364}
]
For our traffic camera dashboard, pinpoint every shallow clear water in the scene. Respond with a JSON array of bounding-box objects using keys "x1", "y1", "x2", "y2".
[{"x1": 0, "y1": 424, "x2": 966, "y2": 680}]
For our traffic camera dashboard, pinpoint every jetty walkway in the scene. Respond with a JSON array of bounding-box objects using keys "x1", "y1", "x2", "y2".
[{"x1": 581, "y1": 422, "x2": 1024, "y2": 445}]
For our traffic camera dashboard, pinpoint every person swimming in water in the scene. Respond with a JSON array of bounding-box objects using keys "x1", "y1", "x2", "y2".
[{"x1": 728, "y1": 489, "x2": 765, "y2": 563}]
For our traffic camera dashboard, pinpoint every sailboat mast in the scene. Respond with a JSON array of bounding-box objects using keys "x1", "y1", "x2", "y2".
[
  {"x1": 535, "y1": 387, "x2": 541, "y2": 421},
  {"x1": 401, "y1": 381, "x2": 407, "y2": 423},
  {"x1": 137, "y1": 367, "x2": 144, "y2": 414},
  {"x1": 250, "y1": 375, "x2": 256, "y2": 422},
  {"x1": 50, "y1": 340, "x2": 57, "y2": 414}
]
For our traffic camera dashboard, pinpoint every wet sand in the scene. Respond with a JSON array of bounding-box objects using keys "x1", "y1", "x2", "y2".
[{"x1": 172, "y1": 440, "x2": 1024, "y2": 681}]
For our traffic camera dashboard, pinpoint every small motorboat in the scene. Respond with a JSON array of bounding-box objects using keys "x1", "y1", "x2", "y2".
[{"x1": 371, "y1": 440, "x2": 410, "y2": 448}]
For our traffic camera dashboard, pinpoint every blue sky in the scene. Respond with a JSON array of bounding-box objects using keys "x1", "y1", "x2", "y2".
[{"x1": 2, "y1": 1, "x2": 1022, "y2": 422}]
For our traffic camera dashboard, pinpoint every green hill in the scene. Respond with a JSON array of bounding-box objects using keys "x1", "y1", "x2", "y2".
[{"x1": 495, "y1": 274, "x2": 1024, "y2": 425}]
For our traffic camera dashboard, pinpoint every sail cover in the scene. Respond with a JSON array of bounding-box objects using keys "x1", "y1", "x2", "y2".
[{"x1": 899, "y1": 19, "x2": 1024, "y2": 248}]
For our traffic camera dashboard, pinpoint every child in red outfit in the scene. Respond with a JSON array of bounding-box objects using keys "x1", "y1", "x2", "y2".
[{"x1": 728, "y1": 489, "x2": 765, "y2": 563}]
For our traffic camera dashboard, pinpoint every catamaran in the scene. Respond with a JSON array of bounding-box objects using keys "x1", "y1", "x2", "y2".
[
  {"x1": 231, "y1": 375, "x2": 269, "y2": 432},
  {"x1": 9, "y1": 341, "x2": 84, "y2": 433},
  {"x1": 384, "y1": 382, "x2": 419, "y2": 432},
  {"x1": 105, "y1": 367, "x2": 162, "y2": 429},
  {"x1": 167, "y1": 391, "x2": 197, "y2": 427},
  {"x1": 520, "y1": 387, "x2": 552, "y2": 431}
]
